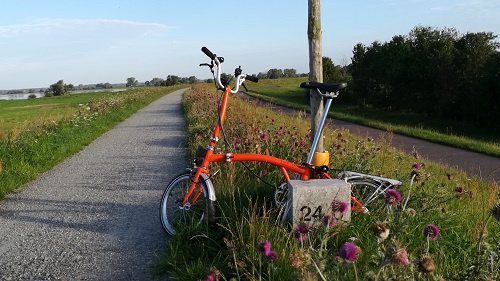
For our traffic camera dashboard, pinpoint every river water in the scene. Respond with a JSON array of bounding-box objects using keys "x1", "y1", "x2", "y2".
[{"x1": 0, "y1": 89, "x2": 127, "y2": 101}]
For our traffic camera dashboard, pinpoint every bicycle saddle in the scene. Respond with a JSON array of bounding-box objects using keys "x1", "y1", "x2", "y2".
[{"x1": 300, "y1": 81, "x2": 347, "y2": 93}]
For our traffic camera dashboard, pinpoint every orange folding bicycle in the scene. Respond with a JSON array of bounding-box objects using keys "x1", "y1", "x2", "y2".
[{"x1": 159, "y1": 47, "x2": 402, "y2": 235}]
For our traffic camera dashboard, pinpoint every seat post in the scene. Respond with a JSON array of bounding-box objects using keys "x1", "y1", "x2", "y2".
[{"x1": 306, "y1": 95, "x2": 333, "y2": 164}]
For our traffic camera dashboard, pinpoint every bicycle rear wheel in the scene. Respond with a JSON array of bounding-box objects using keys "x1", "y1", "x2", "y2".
[
  {"x1": 160, "y1": 173, "x2": 209, "y2": 235},
  {"x1": 347, "y1": 178, "x2": 388, "y2": 213}
]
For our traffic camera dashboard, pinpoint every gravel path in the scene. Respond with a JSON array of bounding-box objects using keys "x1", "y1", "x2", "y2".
[{"x1": 0, "y1": 89, "x2": 188, "y2": 280}]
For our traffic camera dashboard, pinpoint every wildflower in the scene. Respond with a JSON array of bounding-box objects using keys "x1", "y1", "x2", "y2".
[
  {"x1": 306, "y1": 133, "x2": 311, "y2": 139},
  {"x1": 300, "y1": 140, "x2": 306, "y2": 146},
  {"x1": 293, "y1": 224, "x2": 309, "y2": 242},
  {"x1": 262, "y1": 170, "x2": 268, "y2": 176},
  {"x1": 423, "y1": 224, "x2": 439, "y2": 240},
  {"x1": 265, "y1": 251, "x2": 278, "y2": 262},
  {"x1": 322, "y1": 214, "x2": 337, "y2": 229},
  {"x1": 331, "y1": 200, "x2": 348, "y2": 215},
  {"x1": 418, "y1": 256, "x2": 436, "y2": 274},
  {"x1": 234, "y1": 137, "x2": 241, "y2": 145},
  {"x1": 205, "y1": 267, "x2": 221, "y2": 281},
  {"x1": 261, "y1": 133, "x2": 267, "y2": 140},
  {"x1": 258, "y1": 240, "x2": 278, "y2": 263},
  {"x1": 455, "y1": 186, "x2": 464, "y2": 194},
  {"x1": 385, "y1": 242, "x2": 411, "y2": 266},
  {"x1": 373, "y1": 221, "x2": 390, "y2": 242},
  {"x1": 276, "y1": 131, "x2": 282, "y2": 136},
  {"x1": 447, "y1": 173, "x2": 453, "y2": 180},
  {"x1": 393, "y1": 248, "x2": 411, "y2": 266},
  {"x1": 406, "y1": 208, "x2": 416, "y2": 217},
  {"x1": 412, "y1": 163, "x2": 421, "y2": 170},
  {"x1": 289, "y1": 252, "x2": 304, "y2": 269},
  {"x1": 258, "y1": 240, "x2": 271, "y2": 255},
  {"x1": 339, "y1": 242, "x2": 358, "y2": 262},
  {"x1": 385, "y1": 189, "x2": 402, "y2": 205},
  {"x1": 271, "y1": 118, "x2": 276, "y2": 123},
  {"x1": 490, "y1": 200, "x2": 500, "y2": 222}
]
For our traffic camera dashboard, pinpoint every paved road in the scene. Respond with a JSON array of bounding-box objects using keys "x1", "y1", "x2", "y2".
[
  {"x1": 235, "y1": 92, "x2": 500, "y2": 182},
  {"x1": 0, "y1": 89, "x2": 187, "y2": 280}
]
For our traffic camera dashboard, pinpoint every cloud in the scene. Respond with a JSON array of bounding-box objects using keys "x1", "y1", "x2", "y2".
[
  {"x1": 0, "y1": 18, "x2": 173, "y2": 63},
  {"x1": 0, "y1": 18, "x2": 171, "y2": 38}
]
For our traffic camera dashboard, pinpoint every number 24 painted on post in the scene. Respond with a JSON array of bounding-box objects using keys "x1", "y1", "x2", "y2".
[{"x1": 300, "y1": 205, "x2": 323, "y2": 221}]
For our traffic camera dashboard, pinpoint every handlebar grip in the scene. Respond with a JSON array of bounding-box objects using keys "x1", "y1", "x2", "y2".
[
  {"x1": 246, "y1": 75, "x2": 259, "y2": 83},
  {"x1": 201, "y1": 47, "x2": 216, "y2": 60}
]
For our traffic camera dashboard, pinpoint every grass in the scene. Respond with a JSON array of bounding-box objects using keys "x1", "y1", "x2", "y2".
[
  {"x1": 157, "y1": 84, "x2": 500, "y2": 280},
  {"x1": 0, "y1": 86, "x2": 185, "y2": 199},
  {"x1": 0, "y1": 91, "x2": 133, "y2": 139},
  {"x1": 244, "y1": 78, "x2": 500, "y2": 158}
]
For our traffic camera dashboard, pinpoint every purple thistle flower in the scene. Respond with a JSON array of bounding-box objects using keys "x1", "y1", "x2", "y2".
[
  {"x1": 455, "y1": 186, "x2": 464, "y2": 194},
  {"x1": 262, "y1": 170, "x2": 268, "y2": 176},
  {"x1": 447, "y1": 173, "x2": 453, "y2": 180},
  {"x1": 276, "y1": 131, "x2": 282, "y2": 136},
  {"x1": 261, "y1": 133, "x2": 267, "y2": 141},
  {"x1": 385, "y1": 189, "x2": 402, "y2": 205},
  {"x1": 385, "y1": 242, "x2": 410, "y2": 266},
  {"x1": 306, "y1": 133, "x2": 311, "y2": 139},
  {"x1": 300, "y1": 140, "x2": 306, "y2": 146},
  {"x1": 423, "y1": 224, "x2": 439, "y2": 240},
  {"x1": 205, "y1": 268, "x2": 221, "y2": 281},
  {"x1": 323, "y1": 214, "x2": 337, "y2": 228},
  {"x1": 271, "y1": 118, "x2": 276, "y2": 123},
  {"x1": 393, "y1": 248, "x2": 411, "y2": 266},
  {"x1": 258, "y1": 240, "x2": 271, "y2": 255},
  {"x1": 413, "y1": 163, "x2": 421, "y2": 170},
  {"x1": 265, "y1": 251, "x2": 278, "y2": 262},
  {"x1": 331, "y1": 200, "x2": 348, "y2": 215},
  {"x1": 293, "y1": 224, "x2": 309, "y2": 242},
  {"x1": 234, "y1": 137, "x2": 241, "y2": 145},
  {"x1": 339, "y1": 242, "x2": 358, "y2": 262}
]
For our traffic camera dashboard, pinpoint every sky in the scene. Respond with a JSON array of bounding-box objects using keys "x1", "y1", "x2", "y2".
[{"x1": 1, "y1": 0, "x2": 499, "y2": 90}]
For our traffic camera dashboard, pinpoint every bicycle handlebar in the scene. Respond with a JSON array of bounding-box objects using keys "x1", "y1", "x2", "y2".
[
  {"x1": 201, "y1": 47, "x2": 216, "y2": 60},
  {"x1": 201, "y1": 46, "x2": 257, "y2": 93}
]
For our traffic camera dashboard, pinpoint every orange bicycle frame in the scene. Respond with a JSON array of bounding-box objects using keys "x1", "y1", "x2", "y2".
[{"x1": 180, "y1": 84, "x2": 364, "y2": 213}]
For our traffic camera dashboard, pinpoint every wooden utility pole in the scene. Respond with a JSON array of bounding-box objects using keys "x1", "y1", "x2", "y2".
[{"x1": 308, "y1": 0, "x2": 324, "y2": 152}]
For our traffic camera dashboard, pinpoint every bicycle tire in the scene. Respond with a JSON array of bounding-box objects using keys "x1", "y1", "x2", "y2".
[
  {"x1": 160, "y1": 173, "x2": 210, "y2": 235},
  {"x1": 347, "y1": 178, "x2": 388, "y2": 213}
]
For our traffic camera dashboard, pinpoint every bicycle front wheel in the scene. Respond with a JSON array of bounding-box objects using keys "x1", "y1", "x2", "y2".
[
  {"x1": 347, "y1": 178, "x2": 388, "y2": 214},
  {"x1": 160, "y1": 173, "x2": 209, "y2": 235}
]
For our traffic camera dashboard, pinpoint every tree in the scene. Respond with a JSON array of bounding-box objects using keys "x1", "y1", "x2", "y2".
[
  {"x1": 151, "y1": 77, "x2": 164, "y2": 86},
  {"x1": 165, "y1": 75, "x2": 180, "y2": 86},
  {"x1": 47, "y1": 80, "x2": 67, "y2": 96},
  {"x1": 126, "y1": 77, "x2": 138, "y2": 87},
  {"x1": 283, "y1": 68, "x2": 297, "y2": 78},
  {"x1": 188, "y1": 76, "x2": 198, "y2": 84},
  {"x1": 257, "y1": 72, "x2": 268, "y2": 80},
  {"x1": 267, "y1": 69, "x2": 283, "y2": 79},
  {"x1": 308, "y1": 0, "x2": 324, "y2": 153}
]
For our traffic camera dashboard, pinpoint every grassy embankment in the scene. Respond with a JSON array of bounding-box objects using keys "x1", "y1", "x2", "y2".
[
  {"x1": 245, "y1": 77, "x2": 500, "y2": 158},
  {"x1": 0, "y1": 86, "x2": 184, "y2": 199},
  {"x1": 157, "y1": 84, "x2": 500, "y2": 280}
]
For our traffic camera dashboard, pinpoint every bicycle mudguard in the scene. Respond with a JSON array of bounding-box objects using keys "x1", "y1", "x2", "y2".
[{"x1": 198, "y1": 172, "x2": 217, "y2": 202}]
